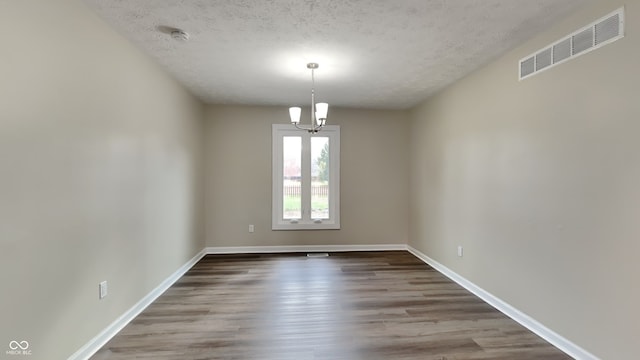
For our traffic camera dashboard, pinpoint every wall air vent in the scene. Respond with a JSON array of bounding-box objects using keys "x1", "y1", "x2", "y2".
[
  {"x1": 520, "y1": 56, "x2": 535, "y2": 78},
  {"x1": 535, "y1": 48, "x2": 552, "y2": 71},
  {"x1": 552, "y1": 38, "x2": 572, "y2": 63},
  {"x1": 519, "y1": 7, "x2": 624, "y2": 80},
  {"x1": 596, "y1": 12, "x2": 621, "y2": 45}
]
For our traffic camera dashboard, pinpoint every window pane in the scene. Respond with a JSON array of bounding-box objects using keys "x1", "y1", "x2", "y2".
[
  {"x1": 311, "y1": 137, "x2": 329, "y2": 219},
  {"x1": 283, "y1": 136, "x2": 301, "y2": 219}
]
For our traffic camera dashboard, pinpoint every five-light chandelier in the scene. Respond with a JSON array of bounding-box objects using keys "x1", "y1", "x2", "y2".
[{"x1": 289, "y1": 63, "x2": 328, "y2": 133}]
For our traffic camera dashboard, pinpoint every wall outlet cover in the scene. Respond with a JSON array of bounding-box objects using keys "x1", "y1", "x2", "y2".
[{"x1": 99, "y1": 281, "x2": 108, "y2": 299}]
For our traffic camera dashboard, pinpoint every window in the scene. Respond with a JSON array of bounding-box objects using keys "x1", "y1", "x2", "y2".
[{"x1": 272, "y1": 124, "x2": 340, "y2": 230}]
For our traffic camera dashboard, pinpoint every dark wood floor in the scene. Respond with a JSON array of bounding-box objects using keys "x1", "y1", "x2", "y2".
[{"x1": 92, "y1": 251, "x2": 571, "y2": 360}]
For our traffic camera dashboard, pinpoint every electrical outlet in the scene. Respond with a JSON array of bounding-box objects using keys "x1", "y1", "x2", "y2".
[
  {"x1": 99, "y1": 281, "x2": 108, "y2": 299},
  {"x1": 249, "y1": 224, "x2": 254, "y2": 233},
  {"x1": 457, "y1": 246, "x2": 464, "y2": 257}
]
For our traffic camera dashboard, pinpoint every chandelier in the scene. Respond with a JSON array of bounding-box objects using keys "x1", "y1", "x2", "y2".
[{"x1": 289, "y1": 63, "x2": 328, "y2": 133}]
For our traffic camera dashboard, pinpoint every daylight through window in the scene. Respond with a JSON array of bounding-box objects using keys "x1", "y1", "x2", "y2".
[{"x1": 273, "y1": 125, "x2": 340, "y2": 230}]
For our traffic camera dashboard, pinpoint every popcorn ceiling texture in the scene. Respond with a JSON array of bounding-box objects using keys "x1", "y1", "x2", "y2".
[{"x1": 83, "y1": 0, "x2": 592, "y2": 109}]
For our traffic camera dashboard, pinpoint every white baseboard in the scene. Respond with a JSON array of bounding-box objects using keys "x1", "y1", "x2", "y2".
[
  {"x1": 71, "y1": 244, "x2": 596, "y2": 360},
  {"x1": 68, "y1": 244, "x2": 404, "y2": 359},
  {"x1": 205, "y1": 244, "x2": 408, "y2": 254},
  {"x1": 407, "y1": 246, "x2": 598, "y2": 360},
  {"x1": 68, "y1": 249, "x2": 207, "y2": 360}
]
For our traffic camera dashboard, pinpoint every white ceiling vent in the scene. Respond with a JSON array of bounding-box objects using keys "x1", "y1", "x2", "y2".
[{"x1": 519, "y1": 7, "x2": 624, "y2": 80}]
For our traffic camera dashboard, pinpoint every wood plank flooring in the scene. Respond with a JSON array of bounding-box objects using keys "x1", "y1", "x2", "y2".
[{"x1": 91, "y1": 251, "x2": 571, "y2": 360}]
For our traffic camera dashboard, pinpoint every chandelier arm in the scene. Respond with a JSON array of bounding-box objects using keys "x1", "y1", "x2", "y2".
[
  {"x1": 294, "y1": 123, "x2": 308, "y2": 131},
  {"x1": 293, "y1": 122, "x2": 319, "y2": 134}
]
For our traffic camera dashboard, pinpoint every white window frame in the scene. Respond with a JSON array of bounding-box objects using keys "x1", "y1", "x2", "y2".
[{"x1": 272, "y1": 124, "x2": 340, "y2": 230}]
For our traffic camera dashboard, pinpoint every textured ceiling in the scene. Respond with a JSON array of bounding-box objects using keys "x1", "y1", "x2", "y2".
[{"x1": 83, "y1": 0, "x2": 592, "y2": 110}]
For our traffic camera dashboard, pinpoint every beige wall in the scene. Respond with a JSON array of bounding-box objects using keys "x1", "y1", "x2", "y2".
[
  {"x1": 0, "y1": 1, "x2": 205, "y2": 359},
  {"x1": 409, "y1": 1, "x2": 640, "y2": 358},
  {"x1": 4, "y1": 0, "x2": 637, "y2": 358},
  {"x1": 204, "y1": 105, "x2": 409, "y2": 248}
]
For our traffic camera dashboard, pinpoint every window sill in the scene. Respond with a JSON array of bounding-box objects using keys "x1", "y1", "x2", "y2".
[{"x1": 272, "y1": 221, "x2": 341, "y2": 231}]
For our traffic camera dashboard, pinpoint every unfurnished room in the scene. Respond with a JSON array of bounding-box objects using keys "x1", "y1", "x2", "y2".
[{"x1": 1, "y1": 0, "x2": 639, "y2": 359}]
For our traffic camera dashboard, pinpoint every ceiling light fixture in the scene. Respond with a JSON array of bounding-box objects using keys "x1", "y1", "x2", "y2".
[{"x1": 289, "y1": 63, "x2": 328, "y2": 133}]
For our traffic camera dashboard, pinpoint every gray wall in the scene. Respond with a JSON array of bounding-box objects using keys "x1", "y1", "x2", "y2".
[
  {"x1": 204, "y1": 105, "x2": 410, "y2": 248},
  {"x1": 408, "y1": 1, "x2": 640, "y2": 358},
  {"x1": 0, "y1": 1, "x2": 205, "y2": 359}
]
